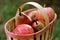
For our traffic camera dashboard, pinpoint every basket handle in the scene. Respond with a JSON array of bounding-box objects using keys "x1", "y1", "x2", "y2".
[{"x1": 17, "y1": 2, "x2": 49, "y2": 25}]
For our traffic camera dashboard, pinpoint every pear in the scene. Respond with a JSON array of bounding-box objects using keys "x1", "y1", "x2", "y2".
[{"x1": 15, "y1": 12, "x2": 32, "y2": 27}]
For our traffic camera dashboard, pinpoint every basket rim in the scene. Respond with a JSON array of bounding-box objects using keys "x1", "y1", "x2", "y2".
[{"x1": 4, "y1": 13, "x2": 57, "y2": 38}]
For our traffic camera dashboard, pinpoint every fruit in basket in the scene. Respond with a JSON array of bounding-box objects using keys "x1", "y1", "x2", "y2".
[
  {"x1": 26, "y1": 10, "x2": 45, "y2": 24},
  {"x1": 26, "y1": 7, "x2": 55, "y2": 23},
  {"x1": 32, "y1": 21, "x2": 44, "y2": 31},
  {"x1": 25, "y1": 7, "x2": 55, "y2": 31},
  {"x1": 15, "y1": 12, "x2": 32, "y2": 26},
  {"x1": 14, "y1": 24, "x2": 34, "y2": 35},
  {"x1": 44, "y1": 7, "x2": 55, "y2": 21}
]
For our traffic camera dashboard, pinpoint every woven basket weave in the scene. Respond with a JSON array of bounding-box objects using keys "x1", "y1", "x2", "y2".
[{"x1": 4, "y1": 2, "x2": 57, "y2": 40}]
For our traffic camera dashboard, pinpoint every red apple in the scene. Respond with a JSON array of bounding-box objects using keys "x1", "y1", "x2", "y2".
[
  {"x1": 32, "y1": 21, "x2": 44, "y2": 31},
  {"x1": 44, "y1": 7, "x2": 55, "y2": 21},
  {"x1": 26, "y1": 9, "x2": 45, "y2": 24},
  {"x1": 35, "y1": 10, "x2": 45, "y2": 24},
  {"x1": 14, "y1": 24, "x2": 34, "y2": 35},
  {"x1": 26, "y1": 7, "x2": 55, "y2": 24}
]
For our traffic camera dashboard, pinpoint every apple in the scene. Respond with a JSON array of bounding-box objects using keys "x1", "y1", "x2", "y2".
[
  {"x1": 32, "y1": 21, "x2": 44, "y2": 31},
  {"x1": 36, "y1": 7, "x2": 55, "y2": 22},
  {"x1": 44, "y1": 7, "x2": 55, "y2": 21},
  {"x1": 15, "y1": 12, "x2": 32, "y2": 26},
  {"x1": 26, "y1": 7, "x2": 55, "y2": 24},
  {"x1": 25, "y1": 7, "x2": 55, "y2": 31},
  {"x1": 26, "y1": 9, "x2": 45, "y2": 24},
  {"x1": 14, "y1": 24, "x2": 34, "y2": 35},
  {"x1": 35, "y1": 10, "x2": 45, "y2": 24}
]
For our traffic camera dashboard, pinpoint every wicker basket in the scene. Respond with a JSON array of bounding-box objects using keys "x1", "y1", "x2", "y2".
[{"x1": 4, "y1": 2, "x2": 57, "y2": 40}]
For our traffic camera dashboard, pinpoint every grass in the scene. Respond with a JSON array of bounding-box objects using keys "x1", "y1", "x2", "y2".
[{"x1": 53, "y1": 19, "x2": 60, "y2": 40}]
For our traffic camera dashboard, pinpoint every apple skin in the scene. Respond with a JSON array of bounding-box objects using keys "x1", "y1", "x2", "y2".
[
  {"x1": 44, "y1": 7, "x2": 55, "y2": 21},
  {"x1": 14, "y1": 24, "x2": 34, "y2": 35},
  {"x1": 32, "y1": 21, "x2": 44, "y2": 31},
  {"x1": 26, "y1": 7, "x2": 55, "y2": 24}
]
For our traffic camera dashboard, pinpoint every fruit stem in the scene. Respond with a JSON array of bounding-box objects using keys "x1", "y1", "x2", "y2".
[{"x1": 19, "y1": 8, "x2": 22, "y2": 16}]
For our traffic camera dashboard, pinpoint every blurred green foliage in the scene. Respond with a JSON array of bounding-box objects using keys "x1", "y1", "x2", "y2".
[{"x1": 0, "y1": 0, "x2": 60, "y2": 40}]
